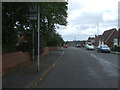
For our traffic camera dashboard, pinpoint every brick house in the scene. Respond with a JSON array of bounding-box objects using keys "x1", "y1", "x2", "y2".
[
  {"x1": 101, "y1": 28, "x2": 118, "y2": 48},
  {"x1": 118, "y1": 29, "x2": 120, "y2": 47}
]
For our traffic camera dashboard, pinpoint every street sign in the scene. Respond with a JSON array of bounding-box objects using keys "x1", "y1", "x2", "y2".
[
  {"x1": 29, "y1": 14, "x2": 37, "y2": 20},
  {"x1": 29, "y1": 5, "x2": 40, "y2": 72},
  {"x1": 29, "y1": 6, "x2": 37, "y2": 20}
]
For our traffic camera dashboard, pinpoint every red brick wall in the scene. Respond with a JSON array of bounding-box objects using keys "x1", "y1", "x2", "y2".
[
  {"x1": 41, "y1": 47, "x2": 49, "y2": 58},
  {"x1": 49, "y1": 46, "x2": 60, "y2": 51},
  {"x1": 2, "y1": 46, "x2": 60, "y2": 73},
  {"x1": 2, "y1": 51, "x2": 31, "y2": 72},
  {"x1": 40, "y1": 46, "x2": 60, "y2": 58}
]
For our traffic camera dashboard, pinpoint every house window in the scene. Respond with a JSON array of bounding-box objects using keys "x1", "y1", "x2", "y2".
[{"x1": 113, "y1": 38, "x2": 118, "y2": 46}]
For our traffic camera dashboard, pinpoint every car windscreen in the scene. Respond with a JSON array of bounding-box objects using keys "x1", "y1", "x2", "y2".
[
  {"x1": 101, "y1": 45, "x2": 108, "y2": 48},
  {"x1": 88, "y1": 44, "x2": 92, "y2": 46}
]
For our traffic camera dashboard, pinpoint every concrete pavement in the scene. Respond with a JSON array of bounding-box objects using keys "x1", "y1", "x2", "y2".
[
  {"x1": 2, "y1": 47, "x2": 64, "y2": 88},
  {"x1": 111, "y1": 51, "x2": 120, "y2": 55}
]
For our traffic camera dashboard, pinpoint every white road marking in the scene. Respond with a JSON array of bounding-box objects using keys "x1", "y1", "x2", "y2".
[
  {"x1": 90, "y1": 53, "x2": 118, "y2": 77},
  {"x1": 105, "y1": 60, "x2": 111, "y2": 64},
  {"x1": 90, "y1": 53, "x2": 111, "y2": 64},
  {"x1": 90, "y1": 54, "x2": 98, "y2": 59}
]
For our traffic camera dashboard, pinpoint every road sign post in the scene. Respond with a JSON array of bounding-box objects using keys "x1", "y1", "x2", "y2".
[
  {"x1": 29, "y1": 4, "x2": 40, "y2": 72},
  {"x1": 29, "y1": 6, "x2": 37, "y2": 62},
  {"x1": 37, "y1": 4, "x2": 40, "y2": 72}
]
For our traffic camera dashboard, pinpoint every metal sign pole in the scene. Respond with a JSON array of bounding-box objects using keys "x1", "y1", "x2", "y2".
[
  {"x1": 33, "y1": 24, "x2": 34, "y2": 61},
  {"x1": 37, "y1": 4, "x2": 40, "y2": 72},
  {"x1": 29, "y1": 6, "x2": 37, "y2": 61}
]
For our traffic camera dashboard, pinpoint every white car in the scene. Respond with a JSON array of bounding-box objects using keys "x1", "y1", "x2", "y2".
[{"x1": 85, "y1": 44, "x2": 94, "y2": 50}]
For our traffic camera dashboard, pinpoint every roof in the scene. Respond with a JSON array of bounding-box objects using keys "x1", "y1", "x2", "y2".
[
  {"x1": 88, "y1": 37, "x2": 95, "y2": 40},
  {"x1": 102, "y1": 28, "x2": 117, "y2": 41},
  {"x1": 118, "y1": 29, "x2": 120, "y2": 38},
  {"x1": 95, "y1": 35, "x2": 102, "y2": 40}
]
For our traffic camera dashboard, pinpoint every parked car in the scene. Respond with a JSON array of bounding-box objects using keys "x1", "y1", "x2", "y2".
[
  {"x1": 97, "y1": 45, "x2": 110, "y2": 53},
  {"x1": 75, "y1": 44, "x2": 81, "y2": 48},
  {"x1": 85, "y1": 44, "x2": 94, "y2": 50},
  {"x1": 63, "y1": 44, "x2": 69, "y2": 48}
]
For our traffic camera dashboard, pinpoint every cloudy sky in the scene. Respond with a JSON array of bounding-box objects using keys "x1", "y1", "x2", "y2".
[{"x1": 56, "y1": 0, "x2": 119, "y2": 41}]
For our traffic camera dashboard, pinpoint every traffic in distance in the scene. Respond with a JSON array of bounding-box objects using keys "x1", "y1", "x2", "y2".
[{"x1": 63, "y1": 43, "x2": 111, "y2": 53}]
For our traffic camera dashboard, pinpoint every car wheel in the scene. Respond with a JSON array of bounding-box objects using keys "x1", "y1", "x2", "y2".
[{"x1": 100, "y1": 50, "x2": 102, "y2": 53}]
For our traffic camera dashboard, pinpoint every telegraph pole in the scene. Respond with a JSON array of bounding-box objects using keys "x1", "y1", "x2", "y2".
[
  {"x1": 97, "y1": 22, "x2": 99, "y2": 36},
  {"x1": 75, "y1": 36, "x2": 76, "y2": 41}
]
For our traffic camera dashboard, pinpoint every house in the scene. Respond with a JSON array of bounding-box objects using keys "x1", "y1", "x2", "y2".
[
  {"x1": 101, "y1": 28, "x2": 118, "y2": 48},
  {"x1": 87, "y1": 37, "x2": 95, "y2": 45},
  {"x1": 118, "y1": 29, "x2": 120, "y2": 47},
  {"x1": 113, "y1": 34, "x2": 118, "y2": 46},
  {"x1": 80, "y1": 40, "x2": 87, "y2": 47},
  {"x1": 95, "y1": 35, "x2": 103, "y2": 46}
]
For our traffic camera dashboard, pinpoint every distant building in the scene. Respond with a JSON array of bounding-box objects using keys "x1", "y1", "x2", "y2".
[
  {"x1": 66, "y1": 41, "x2": 75, "y2": 46},
  {"x1": 87, "y1": 37, "x2": 95, "y2": 45},
  {"x1": 80, "y1": 40, "x2": 87, "y2": 47},
  {"x1": 95, "y1": 35, "x2": 102, "y2": 46}
]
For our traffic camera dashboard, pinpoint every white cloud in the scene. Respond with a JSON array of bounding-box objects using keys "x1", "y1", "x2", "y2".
[
  {"x1": 68, "y1": 9, "x2": 82, "y2": 22},
  {"x1": 102, "y1": 12, "x2": 118, "y2": 22},
  {"x1": 57, "y1": 0, "x2": 119, "y2": 41}
]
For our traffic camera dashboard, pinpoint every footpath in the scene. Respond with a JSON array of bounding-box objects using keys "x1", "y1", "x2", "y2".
[
  {"x1": 2, "y1": 47, "x2": 64, "y2": 88},
  {"x1": 111, "y1": 51, "x2": 120, "y2": 55}
]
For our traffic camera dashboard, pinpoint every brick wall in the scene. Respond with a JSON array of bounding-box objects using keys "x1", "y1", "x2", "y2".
[
  {"x1": 2, "y1": 51, "x2": 31, "y2": 72},
  {"x1": 49, "y1": 46, "x2": 60, "y2": 51},
  {"x1": 41, "y1": 47, "x2": 49, "y2": 58},
  {"x1": 2, "y1": 46, "x2": 60, "y2": 73}
]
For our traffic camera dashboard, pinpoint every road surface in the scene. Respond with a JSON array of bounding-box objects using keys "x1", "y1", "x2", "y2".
[{"x1": 37, "y1": 47, "x2": 118, "y2": 88}]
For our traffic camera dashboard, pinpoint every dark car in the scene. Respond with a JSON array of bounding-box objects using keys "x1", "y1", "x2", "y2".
[
  {"x1": 76, "y1": 44, "x2": 81, "y2": 48},
  {"x1": 97, "y1": 45, "x2": 110, "y2": 53}
]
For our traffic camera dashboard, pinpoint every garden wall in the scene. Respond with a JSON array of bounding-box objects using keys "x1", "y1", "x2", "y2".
[
  {"x1": 2, "y1": 51, "x2": 31, "y2": 73},
  {"x1": 2, "y1": 46, "x2": 60, "y2": 73}
]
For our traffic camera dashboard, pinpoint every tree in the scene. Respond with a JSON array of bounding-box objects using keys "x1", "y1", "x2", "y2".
[
  {"x1": 38, "y1": 2, "x2": 68, "y2": 48},
  {"x1": 2, "y1": 2, "x2": 31, "y2": 53},
  {"x1": 2, "y1": 2, "x2": 68, "y2": 53},
  {"x1": 2, "y1": 2, "x2": 37, "y2": 53}
]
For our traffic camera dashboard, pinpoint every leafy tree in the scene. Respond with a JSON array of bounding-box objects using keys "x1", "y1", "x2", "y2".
[
  {"x1": 2, "y1": 2, "x2": 68, "y2": 53},
  {"x1": 39, "y1": 2, "x2": 68, "y2": 48},
  {"x1": 2, "y1": 2, "x2": 33, "y2": 53}
]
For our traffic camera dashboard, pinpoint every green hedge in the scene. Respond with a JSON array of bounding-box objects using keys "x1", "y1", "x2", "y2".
[{"x1": 111, "y1": 45, "x2": 120, "y2": 52}]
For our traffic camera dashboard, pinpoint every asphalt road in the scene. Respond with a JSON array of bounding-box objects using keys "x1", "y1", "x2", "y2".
[{"x1": 37, "y1": 47, "x2": 118, "y2": 88}]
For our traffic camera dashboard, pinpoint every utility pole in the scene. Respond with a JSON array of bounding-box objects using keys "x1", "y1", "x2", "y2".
[
  {"x1": 75, "y1": 36, "x2": 76, "y2": 41},
  {"x1": 37, "y1": 4, "x2": 40, "y2": 72},
  {"x1": 96, "y1": 22, "x2": 99, "y2": 36}
]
